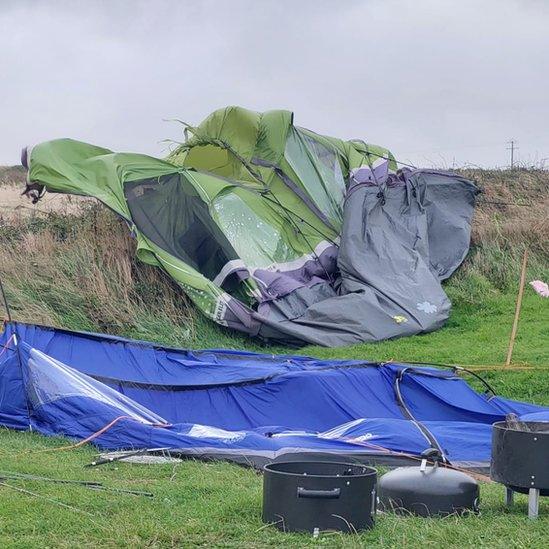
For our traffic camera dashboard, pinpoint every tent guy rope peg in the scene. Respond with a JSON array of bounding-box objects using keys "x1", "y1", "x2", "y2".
[
  {"x1": 87, "y1": 457, "x2": 115, "y2": 467},
  {"x1": 0, "y1": 470, "x2": 154, "y2": 498}
]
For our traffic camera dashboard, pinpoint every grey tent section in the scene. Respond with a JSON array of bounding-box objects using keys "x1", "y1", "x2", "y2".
[
  {"x1": 416, "y1": 170, "x2": 481, "y2": 280},
  {"x1": 252, "y1": 169, "x2": 479, "y2": 346},
  {"x1": 25, "y1": 136, "x2": 478, "y2": 347}
]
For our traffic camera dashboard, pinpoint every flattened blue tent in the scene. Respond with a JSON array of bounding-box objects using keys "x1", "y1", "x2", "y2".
[{"x1": 1, "y1": 322, "x2": 546, "y2": 468}]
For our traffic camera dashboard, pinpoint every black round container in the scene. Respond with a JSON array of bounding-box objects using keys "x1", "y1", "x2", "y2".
[
  {"x1": 491, "y1": 421, "x2": 549, "y2": 496},
  {"x1": 262, "y1": 461, "x2": 377, "y2": 533},
  {"x1": 378, "y1": 466, "x2": 479, "y2": 517}
]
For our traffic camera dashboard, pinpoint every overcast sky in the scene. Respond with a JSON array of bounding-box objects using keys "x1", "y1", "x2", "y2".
[{"x1": 1, "y1": 0, "x2": 548, "y2": 168}]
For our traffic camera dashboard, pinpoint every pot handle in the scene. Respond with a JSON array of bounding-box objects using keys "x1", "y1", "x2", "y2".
[{"x1": 297, "y1": 487, "x2": 341, "y2": 499}]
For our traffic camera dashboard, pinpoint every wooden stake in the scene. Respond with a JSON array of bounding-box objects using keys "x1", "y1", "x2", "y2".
[{"x1": 505, "y1": 249, "x2": 528, "y2": 367}]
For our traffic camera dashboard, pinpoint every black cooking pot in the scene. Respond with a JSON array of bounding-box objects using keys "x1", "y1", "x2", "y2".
[{"x1": 262, "y1": 461, "x2": 377, "y2": 533}]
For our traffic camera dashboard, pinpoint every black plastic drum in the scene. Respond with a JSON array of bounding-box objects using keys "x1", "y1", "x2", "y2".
[
  {"x1": 491, "y1": 421, "x2": 549, "y2": 496},
  {"x1": 378, "y1": 465, "x2": 479, "y2": 517},
  {"x1": 262, "y1": 461, "x2": 377, "y2": 533}
]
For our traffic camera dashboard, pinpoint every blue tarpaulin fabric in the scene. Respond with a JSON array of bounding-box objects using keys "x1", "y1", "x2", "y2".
[{"x1": 1, "y1": 322, "x2": 546, "y2": 467}]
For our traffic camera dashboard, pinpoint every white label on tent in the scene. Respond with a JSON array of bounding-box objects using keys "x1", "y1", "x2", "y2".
[
  {"x1": 416, "y1": 301, "x2": 438, "y2": 314},
  {"x1": 186, "y1": 424, "x2": 246, "y2": 442}
]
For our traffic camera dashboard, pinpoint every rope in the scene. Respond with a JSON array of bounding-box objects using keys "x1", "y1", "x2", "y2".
[
  {"x1": 0, "y1": 277, "x2": 13, "y2": 322},
  {"x1": 0, "y1": 389, "x2": 493, "y2": 482},
  {"x1": 349, "y1": 143, "x2": 417, "y2": 170},
  {"x1": 478, "y1": 199, "x2": 533, "y2": 207},
  {"x1": 8, "y1": 415, "x2": 170, "y2": 459},
  {"x1": 338, "y1": 436, "x2": 492, "y2": 482},
  {"x1": 0, "y1": 333, "x2": 15, "y2": 359}
]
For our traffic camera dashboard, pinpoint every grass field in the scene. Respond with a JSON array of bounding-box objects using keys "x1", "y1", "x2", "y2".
[
  {"x1": 0, "y1": 422, "x2": 548, "y2": 548},
  {"x1": 0, "y1": 167, "x2": 548, "y2": 547}
]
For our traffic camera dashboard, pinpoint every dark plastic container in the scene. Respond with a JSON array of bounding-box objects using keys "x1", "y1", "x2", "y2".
[
  {"x1": 491, "y1": 420, "x2": 549, "y2": 496},
  {"x1": 262, "y1": 461, "x2": 377, "y2": 533},
  {"x1": 378, "y1": 465, "x2": 479, "y2": 517}
]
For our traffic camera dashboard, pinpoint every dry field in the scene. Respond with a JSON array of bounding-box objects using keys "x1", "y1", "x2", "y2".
[{"x1": 0, "y1": 166, "x2": 88, "y2": 219}]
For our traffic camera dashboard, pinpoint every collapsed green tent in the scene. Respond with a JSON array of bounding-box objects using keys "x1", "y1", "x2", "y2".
[
  {"x1": 22, "y1": 106, "x2": 478, "y2": 346},
  {"x1": 167, "y1": 107, "x2": 397, "y2": 232}
]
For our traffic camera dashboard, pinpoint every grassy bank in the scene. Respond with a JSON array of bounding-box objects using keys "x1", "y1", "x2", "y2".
[
  {"x1": 1, "y1": 168, "x2": 547, "y2": 364},
  {"x1": 0, "y1": 167, "x2": 548, "y2": 547}
]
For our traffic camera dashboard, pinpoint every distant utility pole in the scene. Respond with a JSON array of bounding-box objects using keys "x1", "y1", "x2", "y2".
[{"x1": 507, "y1": 140, "x2": 518, "y2": 168}]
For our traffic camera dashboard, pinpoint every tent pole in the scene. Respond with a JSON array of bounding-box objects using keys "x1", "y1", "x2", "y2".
[
  {"x1": 0, "y1": 275, "x2": 13, "y2": 323},
  {"x1": 505, "y1": 249, "x2": 528, "y2": 367},
  {"x1": 0, "y1": 275, "x2": 33, "y2": 430}
]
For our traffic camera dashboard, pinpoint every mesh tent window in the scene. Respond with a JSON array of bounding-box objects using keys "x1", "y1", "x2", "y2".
[
  {"x1": 124, "y1": 173, "x2": 239, "y2": 281},
  {"x1": 284, "y1": 128, "x2": 346, "y2": 228}
]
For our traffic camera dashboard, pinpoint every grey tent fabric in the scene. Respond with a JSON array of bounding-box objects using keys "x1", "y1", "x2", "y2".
[
  {"x1": 252, "y1": 169, "x2": 478, "y2": 346},
  {"x1": 24, "y1": 136, "x2": 478, "y2": 347},
  {"x1": 412, "y1": 170, "x2": 480, "y2": 280}
]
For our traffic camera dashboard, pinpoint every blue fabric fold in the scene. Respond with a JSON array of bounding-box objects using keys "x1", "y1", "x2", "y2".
[{"x1": 1, "y1": 322, "x2": 546, "y2": 466}]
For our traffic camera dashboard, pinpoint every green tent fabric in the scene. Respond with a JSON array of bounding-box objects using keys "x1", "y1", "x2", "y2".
[
  {"x1": 22, "y1": 107, "x2": 476, "y2": 346},
  {"x1": 168, "y1": 106, "x2": 396, "y2": 232}
]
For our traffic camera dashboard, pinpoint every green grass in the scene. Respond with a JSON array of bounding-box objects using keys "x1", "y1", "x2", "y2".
[
  {"x1": 0, "y1": 169, "x2": 548, "y2": 546},
  {"x1": 0, "y1": 293, "x2": 547, "y2": 547},
  {"x1": 0, "y1": 420, "x2": 548, "y2": 548},
  {"x1": 298, "y1": 292, "x2": 549, "y2": 367}
]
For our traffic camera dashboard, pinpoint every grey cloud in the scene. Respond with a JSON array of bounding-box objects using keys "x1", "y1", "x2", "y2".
[{"x1": 1, "y1": 0, "x2": 548, "y2": 167}]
